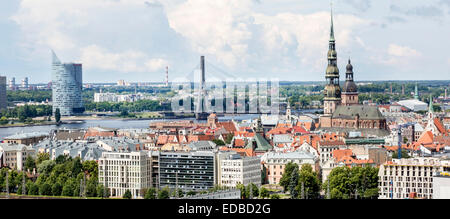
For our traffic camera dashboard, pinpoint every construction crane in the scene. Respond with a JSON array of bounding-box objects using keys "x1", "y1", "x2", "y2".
[{"x1": 396, "y1": 123, "x2": 415, "y2": 159}]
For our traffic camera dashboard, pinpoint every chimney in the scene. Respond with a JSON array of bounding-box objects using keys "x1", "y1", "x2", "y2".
[
  {"x1": 200, "y1": 56, "x2": 205, "y2": 90},
  {"x1": 165, "y1": 66, "x2": 169, "y2": 87}
]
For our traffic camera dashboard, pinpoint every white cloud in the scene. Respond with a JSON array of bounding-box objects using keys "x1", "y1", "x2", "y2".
[
  {"x1": 388, "y1": 44, "x2": 421, "y2": 57},
  {"x1": 10, "y1": 0, "x2": 373, "y2": 80},
  {"x1": 80, "y1": 45, "x2": 168, "y2": 73},
  {"x1": 372, "y1": 44, "x2": 422, "y2": 67},
  {"x1": 166, "y1": 0, "x2": 367, "y2": 72},
  {"x1": 166, "y1": 0, "x2": 254, "y2": 67}
]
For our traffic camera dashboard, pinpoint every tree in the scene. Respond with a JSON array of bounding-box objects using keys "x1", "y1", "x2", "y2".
[
  {"x1": 236, "y1": 183, "x2": 247, "y2": 199},
  {"x1": 186, "y1": 190, "x2": 197, "y2": 197},
  {"x1": 261, "y1": 165, "x2": 267, "y2": 185},
  {"x1": 324, "y1": 166, "x2": 379, "y2": 199},
  {"x1": 86, "y1": 178, "x2": 98, "y2": 197},
  {"x1": 259, "y1": 187, "x2": 270, "y2": 199},
  {"x1": 28, "y1": 182, "x2": 39, "y2": 195},
  {"x1": 145, "y1": 187, "x2": 157, "y2": 199},
  {"x1": 297, "y1": 164, "x2": 321, "y2": 199},
  {"x1": 51, "y1": 182, "x2": 63, "y2": 196},
  {"x1": 24, "y1": 155, "x2": 36, "y2": 172},
  {"x1": 96, "y1": 184, "x2": 107, "y2": 198},
  {"x1": 123, "y1": 189, "x2": 132, "y2": 199},
  {"x1": 37, "y1": 160, "x2": 56, "y2": 177},
  {"x1": 55, "y1": 154, "x2": 69, "y2": 164},
  {"x1": 225, "y1": 133, "x2": 234, "y2": 144},
  {"x1": 157, "y1": 187, "x2": 170, "y2": 199},
  {"x1": 55, "y1": 108, "x2": 61, "y2": 123},
  {"x1": 82, "y1": 160, "x2": 98, "y2": 178},
  {"x1": 212, "y1": 139, "x2": 225, "y2": 146},
  {"x1": 70, "y1": 157, "x2": 83, "y2": 178},
  {"x1": 247, "y1": 183, "x2": 259, "y2": 199},
  {"x1": 36, "y1": 153, "x2": 50, "y2": 165},
  {"x1": 289, "y1": 169, "x2": 299, "y2": 199},
  {"x1": 39, "y1": 182, "x2": 52, "y2": 196},
  {"x1": 279, "y1": 162, "x2": 299, "y2": 192},
  {"x1": 62, "y1": 181, "x2": 75, "y2": 197},
  {"x1": 270, "y1": 194, "x2": 280, "y2": 199}
]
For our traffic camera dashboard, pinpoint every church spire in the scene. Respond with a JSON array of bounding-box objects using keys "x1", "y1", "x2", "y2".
[
  {"x1": 429, "y1": 94, "x2": 434, "y2": 113},
  {"x1": 414, "y1": 83, "x2": 419, "y2": 100},
  {"x1": 330, "y1": 2, "x2": 335, "y2": 42}
]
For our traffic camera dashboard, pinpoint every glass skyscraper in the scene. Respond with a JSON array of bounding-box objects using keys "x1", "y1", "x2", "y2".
[{"x1": 52, "y1": 51, "x2": 84, "y2": 116}]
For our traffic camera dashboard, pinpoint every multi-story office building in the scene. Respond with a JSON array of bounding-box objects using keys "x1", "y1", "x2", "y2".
[
  {"x1": 219, "y1": 153, "x2": 261, "y2": 188},
  {"x1": 378, "y1": 158, "x2": 450, "y2": 199},
  {"x1": 0, "y1": 76, "x2": 6, "y2": 109},
  {"x1": 51, "y1": 51, "x2": 84, "y2": 116},
  {"x1": 0, "y1": 143, "x2": 36, "y2": 171},
  {"x1": 8, "y1": 77, "x2": 15, "y2": 90},
  {"x1": 159, "y1": 151, "x2": 215, "y2": 191},
  {"x1": 98, "y1": 151, "x2": 152, "y2": 198}
]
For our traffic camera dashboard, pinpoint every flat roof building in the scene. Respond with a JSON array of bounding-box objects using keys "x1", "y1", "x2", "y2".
[
  {"x1": 98, "y1": 151, "x2": 152, "y2": 198},
  {"x1": 159, "y1": 151, "x2": 215, "y2": 191},
  {"x1": 378, "y1": 158, "x2": 450, "y2": 199}
]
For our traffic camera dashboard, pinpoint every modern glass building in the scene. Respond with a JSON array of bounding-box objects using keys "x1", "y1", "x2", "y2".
[
  {"x1": 159, "y1": 151, "x2": 215, "y2": 191},
  {"x1": 51, "y1": 51, "x2": 84, "y2": 116}
]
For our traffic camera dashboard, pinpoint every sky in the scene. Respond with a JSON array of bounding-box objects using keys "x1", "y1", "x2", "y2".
[{"x1": 0, "y1": 0, "x2": 449, "y2": 83}]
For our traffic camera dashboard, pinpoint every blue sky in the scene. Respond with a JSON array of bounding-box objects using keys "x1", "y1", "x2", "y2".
[{"x1": 1, "y1": 0, "x2": 449, "y2": 83}]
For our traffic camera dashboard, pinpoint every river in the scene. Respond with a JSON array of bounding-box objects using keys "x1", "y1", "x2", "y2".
[{"x1": 0, "y1": 114, "x2": 261, "y2": 140}]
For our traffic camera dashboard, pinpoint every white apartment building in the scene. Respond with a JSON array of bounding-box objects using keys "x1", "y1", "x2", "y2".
[
  {"x1": 378, "y1": 158, "x2": 450, "y2": 199},
  {"x1": 94, "y1": 92, "x2": 145, "y2": 103},
  {"x1": 98, "y1": 151, "x2": 152, "y2": 198},
  {"x1": 219, "y1": 154, "x2": 261, "y2": 188}
]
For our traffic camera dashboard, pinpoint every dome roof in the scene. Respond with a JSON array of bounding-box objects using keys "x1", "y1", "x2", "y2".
[
  {"x1": 326, "y1": 65, "x2": 339, "y2": 75},
  {"x1": 343, "y1": 81, "x2": 358, "y2": 93},
  {"x1": 346, "y1": 59, "x2": 353, "y2": 72}
]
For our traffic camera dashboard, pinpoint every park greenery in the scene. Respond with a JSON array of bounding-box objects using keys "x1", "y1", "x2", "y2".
[
  {"x1": 279, "y1": 163, "x2": 321, "y2": 199},
  {"x1": 0, "y1": 104, "x2": 53, "y2": 125},
  {"x1": 322, "y1": 166, "x2": 379, "y2": 199},
  {"x1": 84, "y1": 99, "x2": 169, "y2": 113},
  {"x1": 0, "y1": 154, "x2": 106, "y2": 198}
]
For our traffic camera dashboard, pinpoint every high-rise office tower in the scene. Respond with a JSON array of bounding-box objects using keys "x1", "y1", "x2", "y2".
[
  {"x1": 0, "y1": 76, "x2": 6, "y2": 110},
  {"x1": 21, "y1": 77, "x2": 28, "y2": 89},
  {"x1": 8, "y1": 77, "x2": 15, "y2": 90},
  {"x1": 51, "y1": 51, "x2": 84, "y2": 116}
]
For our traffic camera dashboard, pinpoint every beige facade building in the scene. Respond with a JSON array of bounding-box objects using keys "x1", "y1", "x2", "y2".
[
  {"x1": 378, "y1": 158, "x2": 450, "y2": 199},
  {"x1": 98, "y1": 151, "x2": 152, "y2": 198},
  {"x1": 261, "y1": 151, "x2": 318, "y2": 185},
  {"x1": 0, "y1": 143, "x2": 36, "y2": 171}
]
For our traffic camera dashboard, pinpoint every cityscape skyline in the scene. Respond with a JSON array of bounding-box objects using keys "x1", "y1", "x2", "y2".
[{"x1": 0, "y1": 0, "x2": 449, "y2": 83}]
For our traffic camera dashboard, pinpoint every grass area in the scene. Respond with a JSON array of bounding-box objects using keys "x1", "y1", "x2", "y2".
[{"x1": 135, "y1": 112, "x2": 163, "y2": 119}]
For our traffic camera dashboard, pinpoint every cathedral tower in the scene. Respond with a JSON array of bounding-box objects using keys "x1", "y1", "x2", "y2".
[{"x1": 341, "y1": 59, "x2": 358, "y2": 105}]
